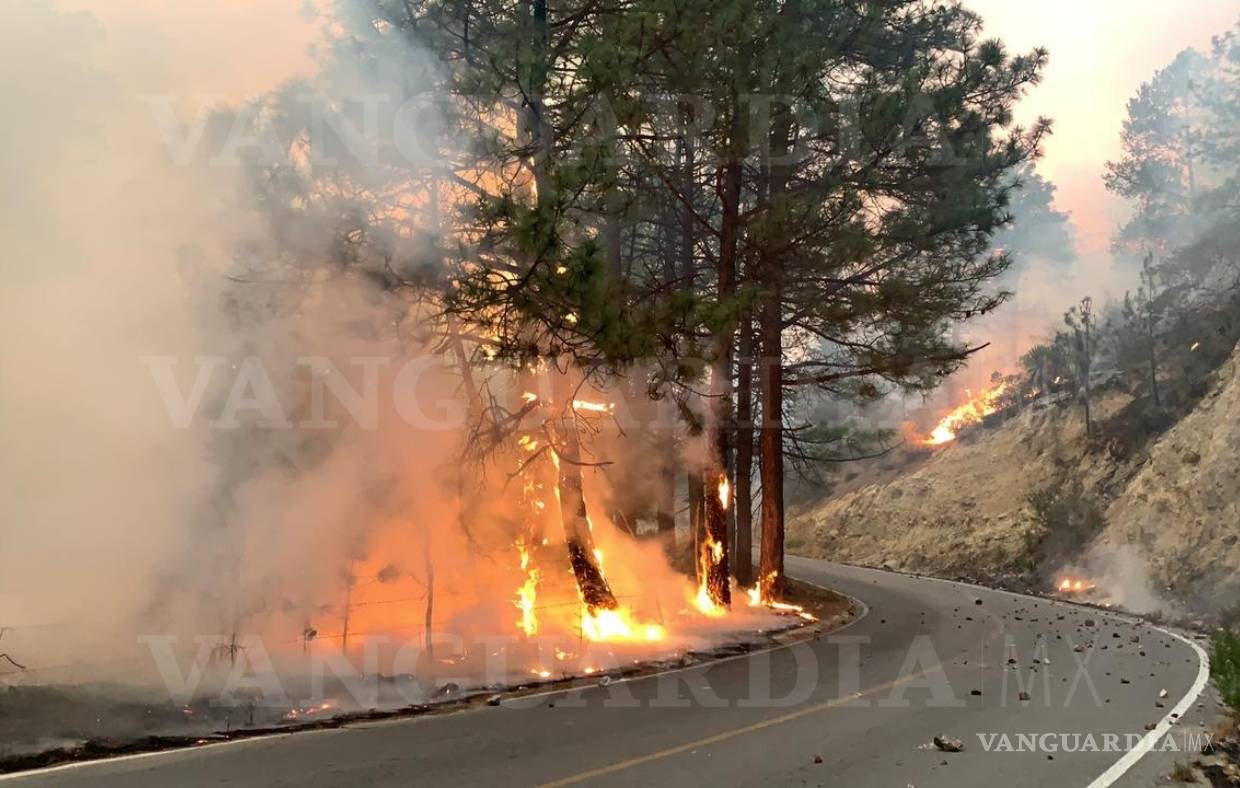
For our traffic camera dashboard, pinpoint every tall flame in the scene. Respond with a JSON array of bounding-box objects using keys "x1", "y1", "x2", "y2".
[
  {"x1": 693, "y1": 531, "x2": 728, "y2": 618},
  {"x1": 925, "y1": 382, "x2": 1008, "y2": 445},
  {"x1": 515, "y1": 540, "x2": 539, "y2": 636}
]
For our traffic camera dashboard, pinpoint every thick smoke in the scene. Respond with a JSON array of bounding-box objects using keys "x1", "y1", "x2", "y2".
[{"x1": 0, "y1": 2, "x2": 768, "y2": 699}]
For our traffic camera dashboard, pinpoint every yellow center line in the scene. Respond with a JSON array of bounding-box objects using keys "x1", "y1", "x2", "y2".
[{"x1": 537, "y1": 664, "x2": 944, "y2": 787}]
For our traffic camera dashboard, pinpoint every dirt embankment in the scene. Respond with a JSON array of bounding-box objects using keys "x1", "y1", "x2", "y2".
[
  {"x1": 790, "y1": 342, "x2": 1240, "y2": 612},
  {"x1": 1099, "y1": 346, "x2": 1240, "y2": 609}
]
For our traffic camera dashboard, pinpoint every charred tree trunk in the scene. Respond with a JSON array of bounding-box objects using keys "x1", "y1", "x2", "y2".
[
  {"x1": 734, "y1": 312, "x2": 755, "y2": 586},
  {"x1": 700, "y1": 103, "x2": 743, "y2": 607},
  {"x1": 423, "y1": 526, "x2": 434, "y2": 658},
  {"x1": 757, "y1": 86, "x2": 793, "y2": 601},
  {"x1": 757, "y1": 289, "x2": 785, "y2": 599},
  {"x1": 551, "y1": 373, "x2": 618, "y2": 611},
  {"x1": 687, "y1": 470, "x2": 705, "y2": 561}
]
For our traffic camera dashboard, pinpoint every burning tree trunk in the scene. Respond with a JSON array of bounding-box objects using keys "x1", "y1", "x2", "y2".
[
  {"x1": 551, "y1": 375, "x2": 618, "y2": 611},
  {"x1": 697, "y1": 99, "x2": 744, "y2": 609},
  {"x1": 700, "y1": 470, "x2": 731, "y2": 606}
]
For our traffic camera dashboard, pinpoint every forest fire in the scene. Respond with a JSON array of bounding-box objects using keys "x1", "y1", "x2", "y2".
[{"x1": 924, "y1": 382, "x2": 1009, "y2": 445}]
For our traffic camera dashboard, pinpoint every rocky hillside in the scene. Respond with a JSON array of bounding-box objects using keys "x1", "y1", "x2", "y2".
[
  {"x1": 789, "y1": 342, "x2": 1240, "y2": 613},
  {"x1": 1100, "y1": 345, "x2": 1240, "y2": 609}
]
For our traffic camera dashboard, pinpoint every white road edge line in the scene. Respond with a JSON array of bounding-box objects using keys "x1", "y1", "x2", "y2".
[
  {"x1": 788, "y1": 557, "x2": 1215, "y2": 788},
  {"x1": 1086, "y1": 626, "x2": 1211, "y2": 788}
]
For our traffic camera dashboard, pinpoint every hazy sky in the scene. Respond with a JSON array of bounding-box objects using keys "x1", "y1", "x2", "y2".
[
  {"x1": 57, "y1": 0, "x2": 1239, "y2": 255},
  {"x1": 970, "y1": 0, "x2": 1239, "y2": 253}
]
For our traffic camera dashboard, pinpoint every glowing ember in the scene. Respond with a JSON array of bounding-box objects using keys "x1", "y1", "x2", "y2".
[
  {"x1": 530, "y1": 668, "x2": 552, "y2": 679},
  {"x1": 571, "y1": 399, "x2": 615, "y2": 415},
  {"x1": 925, "y1": 382, "x2": 1008, "y2": 445},
  {"x1": 717, "y1": 476, "x2": 731, "y2": 510},
  {"x1": 1055, "y1": 576, "x2": 1095, "y2": 594},
  {"x1": 517, "y1": 434, "x2": 539, "y2": 452},
  {"x1": 515, "y1": 540, "x2": 539, "y2": 636}
]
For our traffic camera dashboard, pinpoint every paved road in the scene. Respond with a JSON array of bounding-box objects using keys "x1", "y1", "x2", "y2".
[{"x1": 2, "y1": 557, "x2": 1216, "y2": 787}]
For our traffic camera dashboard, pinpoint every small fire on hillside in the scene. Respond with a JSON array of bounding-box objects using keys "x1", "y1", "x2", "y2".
[
  {"x1": 1054, "y1": 575, "x2": 1097, "y2": 595},
  {"x1": 923, "y1": 381, "x2": 1009, "y2": 446}
]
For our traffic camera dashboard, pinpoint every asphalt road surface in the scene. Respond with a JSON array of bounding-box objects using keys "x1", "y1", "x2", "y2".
[{"x1": 2, "y1": 557, "x2": 1216, "y2": 787}]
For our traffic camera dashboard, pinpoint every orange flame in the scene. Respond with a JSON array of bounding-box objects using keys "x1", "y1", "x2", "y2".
[
  {"x1": 746, "y1": 572, "x2": 816, "y2": 620},
  {"x1": 515, "y1": 540, "x2": 539, "y2": 637},
  {"x1": 571, "y1": 399, "x2": 615, "y2": 415},
  {"x1": 925, "y1": 382, "x2": 1008, "y2": 445},
  {"x1": 1056, "y1": 576, "x2": 1095, "y2": 594},
  {"x1": 581, "y1": 607, "x2": 665, "y2": 642},
  {"x1": 692, "y1": 531, "x2": 728, "y2": 618}
]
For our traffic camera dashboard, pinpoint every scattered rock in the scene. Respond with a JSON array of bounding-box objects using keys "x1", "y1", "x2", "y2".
[
  {"x1": 971, "y1": 689, "x2": 982, "y2": 696},
  {"x1": 813, "y1": 755, "x2": 823, "y2": 764},
  {"x1": 433, "y1": 682, "x2": 462, "y2": 699},
  {"x1": 934, "y1": 735, "x2": 965, "y2": 753},
  {"x1": 486, "y1": 695, "x2": 502, "y2": 706},
  {"x1": 1019, "y1": 691, "x2": 1031, "y2": 701}
]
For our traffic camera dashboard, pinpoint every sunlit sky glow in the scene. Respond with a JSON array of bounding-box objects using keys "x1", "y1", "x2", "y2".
[{"x1": 969, "y1": 0, "x2": 1239, "y2": 253}]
